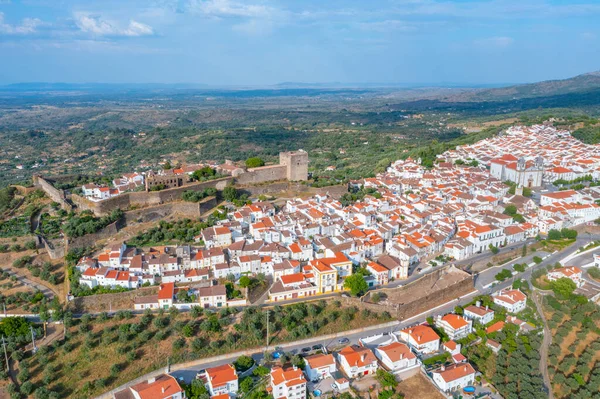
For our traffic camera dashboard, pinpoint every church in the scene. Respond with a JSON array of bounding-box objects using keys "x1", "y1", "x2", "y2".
[{"x1": 489, "y1": 154, "x2": 544, "y2": 188}]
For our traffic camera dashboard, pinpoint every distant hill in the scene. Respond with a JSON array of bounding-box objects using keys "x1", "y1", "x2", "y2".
[{"x1": 445, "y1": 70, "x2": 600, "y2": 102}]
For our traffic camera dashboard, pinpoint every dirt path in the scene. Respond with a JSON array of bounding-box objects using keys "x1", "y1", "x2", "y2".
[
  {"x1": 532, "y1": 289, "x2": 554, "y2": 399},
  {"x1": 2, "y1": 268, "x2": 55, "y2": 302}
]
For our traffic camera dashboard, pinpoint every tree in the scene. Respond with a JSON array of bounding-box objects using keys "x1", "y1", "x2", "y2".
[
  {"x1": 489, "y1": 244, "x2": 499, "y2": 254},
  {"x1": 239, "y1": 275, "x2": 253, "y2": 288},
  {"x1": 344, "y1": 274, "x2": 368, "y2": 296},
  {"x1": 533, "y1": 256, "x2": 543, "y2": 264},
  {"x1": 495, "y1": 269, "x2": 512, "y2": 281},
  {"x1": 548, "y1": 229, "x2": 562, "y2": 240},
  {"x1": 184, "y1": 379, "x2": 210, "y2": 399},
  {"x1": 503, "y1": 205, "x2": 518, "y2": 216},
  {"x1": 234, "y1": 355, "x2": 254, "y2": 372},
  {"x1": 239, "y1": 377, "x2": 254, "y2": 393},
  {"x1": 550, "y1": 278, "x2": 577, "y2": 299},
  {"x1": 376, "y1": 369, "x2": 397, "y2": 389},
  {"x1": 253, "y1": 365, "x2": 270, "y2": 377},
  {"x1": 245, "y1": 157, "x2": 265, "y2": 168},
  {"x1": 514, "y1": 264, "x2": 526, "y2": 273},
  {"x1": 222, "y1": 186, "x2": 238, "y2": 202},
  {"x1": 192, "y1": 166, "x2": 216, "y2": 181},
  {"x1": 560, "y1": 228, "x2": 578, "y2": 240}
]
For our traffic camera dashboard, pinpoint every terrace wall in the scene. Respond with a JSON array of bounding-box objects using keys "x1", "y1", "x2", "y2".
[{"x1": 343, "y1": 266, "x2": 475, "y2": 320}]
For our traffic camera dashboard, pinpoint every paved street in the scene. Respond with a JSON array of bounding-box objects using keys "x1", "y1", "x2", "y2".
[{"x1": 171, "y1": 234, "x2": 600, "y2": 384}]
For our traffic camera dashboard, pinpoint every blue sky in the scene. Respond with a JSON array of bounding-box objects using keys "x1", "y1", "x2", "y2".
[{"x1": 0, "y1": 0, "x2": 599, "y2": 85}]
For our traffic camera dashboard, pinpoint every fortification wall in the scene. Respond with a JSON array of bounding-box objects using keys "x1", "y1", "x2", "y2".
[
  {"x1": 236, "y1": 165, "x2": 287, "y2": 185},
  {"x1": 37, "y1": 235, "x2": 66, "y2": 260},
  {"x1": 11, "y1": 185, "x2": 38, "y2": 196},
  {"x1": 66, "y1": 220, "x2": 121, "y2": 251},
  {"x1": 32, "y1": 175, "x2": 73, "y2": 211},
  {"x1": 123, "y1": 197, "x2": 217, "y2": 224},
  {"x1": 71, "y1": 177, "x2": 231, "y2": 216},
  {"x1": 238, "y1": 181, "x2": 348, "y2": 199}
]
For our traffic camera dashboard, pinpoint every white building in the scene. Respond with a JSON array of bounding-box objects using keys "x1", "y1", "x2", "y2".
[
  {"x1": 304, "y1": 353, "x2": 337, "y2": 381},
  {"x1": 270, "y1": 366, "x2": 307, "y2": 399},
  {"x1": 201, "y1": 364, "x2": 239, "y2": 397},
  {"x1": 436, "y1": 314, "x2": 473, "y2": 340},
  {"x1": 198, "y1": 285, "x2": 228, "y2": 308},
  {"x1": 492, "y1": 289, "x2": 527, "y2": 313},
  {"x1": 431, "y1": 363, "x2": 476, "y2": 393},
  {"x1": 547, "y1": 266, "x2": 584, "y2": 288},
  {"x1": 463, "y1": 303, "x2": 495, "y2": 325},
  {"x1": 337, "y1": 345, "x2": 378, "y2": 378},
  {"x1": 374, "y1": 342, "x2": 419, "y2": 374},
  {"x1": 397, "y1": 324, "x2": 440, "y2": 354}
]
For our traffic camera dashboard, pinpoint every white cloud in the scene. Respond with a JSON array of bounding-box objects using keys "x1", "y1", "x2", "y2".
[
  {"x1": 0, "y1": 12, "x2": 43, "y2": 35},
  {"x1": 581, "y1": 32, "x2": 597, "y2": 40},
  {"x1": 186, "y1": 0, "x2": 277, "y2": 19},
  {"x1": 74, "y1": 13, "x2": 154, "y2": 37},
  {"x1": 357, "y1": 20, "x2": 419, "y2": 32},
  {"x1": 474, "y1": 36, "x2": 514, "y2": 48}
]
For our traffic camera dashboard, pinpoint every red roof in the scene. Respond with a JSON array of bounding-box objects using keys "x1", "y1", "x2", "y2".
[
  {"x1": 130, "y1": 374, "x2": 183, "y2": 399},
  {"x1": 157, "y1": 282, "x2": 175, "y2": 300}
]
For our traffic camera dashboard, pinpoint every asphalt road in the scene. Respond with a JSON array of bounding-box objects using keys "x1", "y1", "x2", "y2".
[{"x1": 170, "y1": 236, "x2": 600, "y2": 383}]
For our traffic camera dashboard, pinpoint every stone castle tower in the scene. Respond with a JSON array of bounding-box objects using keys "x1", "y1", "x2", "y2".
[{"x1": 279, "y1": 150, "x2": 309, "y2": 181}]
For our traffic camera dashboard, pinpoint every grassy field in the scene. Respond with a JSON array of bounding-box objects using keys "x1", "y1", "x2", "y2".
[
  {"x1": 397, "y1": 373, "x2": 445, "y2": 399},
  {"x1": 17, "y1": 301, "x2": 391, "y2": 398}
]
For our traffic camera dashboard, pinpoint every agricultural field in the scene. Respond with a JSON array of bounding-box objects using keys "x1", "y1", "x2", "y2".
[
  {"x1": 461, "y1": 286, "x2": 546, "y2": 399},
  {"x1": 544, "y1": 295, "x2": 600, "y2": 399},
  {"x1": 8, "y1": 301, "x2": 391, "y2": 399}
]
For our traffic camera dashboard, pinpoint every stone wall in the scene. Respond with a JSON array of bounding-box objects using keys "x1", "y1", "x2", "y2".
[
  {"x1": 68, "y1": 286, "x2": 159, "y2": 313},
  {"x1": 123, "y1": 197, "x2": 217, "y2": 224},
  {"x1": 342, "y1": 266, "x2": 475, "y2": 320},
  {"x1": 66, "y1": 220, "x2": 121, "y2": 251},
  {"x1": 238, "y1": 181, "x2": 348, "y2": 199},
  {"x1": 32, "y1": 175, "x2": 73, "y2": 211},
  {"x1": 39, "y1": 235, "x2": 66, "y2": 260},
  {"x1": 11, "y1": 185, "x2": 38, "y2": 196},
  {"x1": 71, "y1": 177, "x2": 232, "y2": 216},
  {"x1": 235, "y1": 165, "x2": 288, "y2": 185}
]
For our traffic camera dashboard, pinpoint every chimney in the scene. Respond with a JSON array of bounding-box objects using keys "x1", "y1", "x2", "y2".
[
  {"x1": 417, "y1": 335, "x2": 421, "y2": 342},
  {"x1": 293, "y1": 365, "x2": 298, "y2": 371},
  {"x1": 475, "y1": 300, "x2": 481, "y2": 308},
  {"x1": 441, "y1": 365, "x2": 445, "y2": 371},
  {"x1": 485, "y1": 305, "x2": 489, "y2": 311},
  {"x1": 162, "y1": 387, "x2": 166, "y2": 394},
  {"x1": 400, "y1": 353, "x2": 403, "y2": 360},
  {"x1": 148, "y1": 377, "x2": 156, "y2": 384},
  {"x1": 361, "y1": 354, "x2": 366, "y2": 362}
]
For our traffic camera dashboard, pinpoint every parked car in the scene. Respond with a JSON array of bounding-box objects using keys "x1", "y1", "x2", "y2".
[
  {"x1": 301, "y1": 347, "x2": 312, "y2": 353},
  {"x1": 337, "y1": 338, "x2": 350, "y2": 345},
  {"x1": 312, "y1": 344, "x2": 322, "y2": 351}
]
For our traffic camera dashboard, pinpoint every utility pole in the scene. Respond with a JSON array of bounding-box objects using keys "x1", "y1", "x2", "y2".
[
  {"x1": 2, "y1": 336, "x2": 9, "y2": 372},
  {"x1": 265, "y1": 310, "x2": 270, "y2": 351},
  {"x1": 30, "y1": 326, "x2": 37, "y2": 354}
]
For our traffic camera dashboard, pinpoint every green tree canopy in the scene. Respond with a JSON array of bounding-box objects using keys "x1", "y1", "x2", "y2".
[
  {"x1": 223, "y1": 186, "x2": 239, "y2": 202},
  {"x1": 550, "y1": 277, "x2": 577, "y2": 299},
  {"x1": 245, "y1": 157, "x2": 265, "y2": 168},
  {"x1": 344, "y1": 273, "x2": 368, "y2": 296}
]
